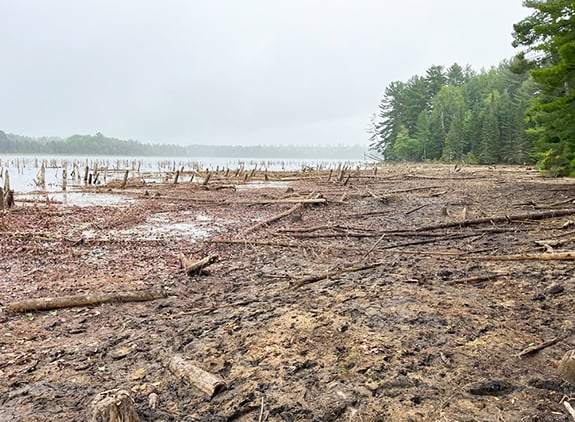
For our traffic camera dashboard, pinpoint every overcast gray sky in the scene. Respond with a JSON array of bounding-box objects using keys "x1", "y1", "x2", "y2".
[{"x1": 0, "y1": 1, "x2": 529, "y2": 146}]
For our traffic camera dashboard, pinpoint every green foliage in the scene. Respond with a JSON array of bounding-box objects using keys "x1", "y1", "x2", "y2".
[
  {"x1": 0, "y1": 132, "x2": 188, "y2": 156},
  {"x1": 370, "y1": 61, "x2": 536, "y2": 165},
  {"x1": 392, "y1": 126, "x2": 422, "y2": 161},
  {"x1": 513, "y1": 0, "x2": 575, "y2": 175}
]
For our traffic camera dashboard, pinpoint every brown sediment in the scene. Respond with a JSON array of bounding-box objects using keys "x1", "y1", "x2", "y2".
[{"x1": 1, "y1": 163, "x2": 575, "y2": 421}]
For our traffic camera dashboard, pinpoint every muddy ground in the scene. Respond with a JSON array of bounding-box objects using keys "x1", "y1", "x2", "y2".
[{"x1": 1, "y1": 163, "x2": 575, "y2": 421}]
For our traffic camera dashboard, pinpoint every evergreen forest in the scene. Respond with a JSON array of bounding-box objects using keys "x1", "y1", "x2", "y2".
[{"x1": 370, "y1": 0, "x2": 575, "y2": 176}]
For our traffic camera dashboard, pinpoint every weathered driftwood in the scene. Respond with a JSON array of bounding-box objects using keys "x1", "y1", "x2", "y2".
[
  {"x1": 243, "y1": 203, "x2": 302, "y2": 234},
  {"x1": 475, "y1": 251, "x2": 575, "y2": 261},
  {"x1": 409, "y1": 208, "x2": 575, "y2": 232},
  {"x1": 180, "y1": 254, "x2": 218, "y2": 275},
  {"x1": 292, "y1": 261, "x2": 384, "y2": 289},
  {"x1": 8, "y1": 289, "x2": 167, "y2": 313},
  {"x1": 516, "y1": 337, "x2": 561, "y2": 358},
  {"x1": 168, "y1": 354, "x2": 227, "y2": 398},
  {"x1": 91, "y1": 389, "x2": 139, "y2": 422}
]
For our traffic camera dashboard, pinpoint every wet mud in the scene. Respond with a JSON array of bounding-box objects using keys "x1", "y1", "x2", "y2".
[{"x1": 1, "y1": 164, "x2": 575, "y2": 421}]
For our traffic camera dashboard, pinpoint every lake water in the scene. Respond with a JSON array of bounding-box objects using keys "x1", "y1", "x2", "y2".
[{"x1": 0, "y1": 154, "x2": 373, "y2": 195}]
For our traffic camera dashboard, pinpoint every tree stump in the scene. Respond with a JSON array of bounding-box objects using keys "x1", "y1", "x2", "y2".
[{"x1": 91, "y1": 389, "x2": 140, "y2": 422}]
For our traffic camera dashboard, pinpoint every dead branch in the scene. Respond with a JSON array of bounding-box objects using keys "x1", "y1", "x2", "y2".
[
  {"x1": 292, "y1": 261, "x2": 384, "y2": 289},
  {"x1": 180, "y1": 254, "x2": 218, "y2": 276},
  {"x1": 475, "y1": 251, "x2": 575, "y2": 261},
  {"x1": 405, "y1": 204, "x2": 430, "y2": 215},
  {"x1": 289, "y1": 232, "x2": 379, "y2": 239},
  {"x1": 243, "y1": 203, "x2": 302, "y2": 234},
  {"x1": 167, "y1": 354, "x2": 226, "y2": 398},
  {"x1": 376, "y1": 232, "x2": 482, "y2": 251},
  {"x1": 202, "y1": 238, "x2": 315, "y2": 249},
  {"x1": 364, "y1": 233, "x2": 386, "y2": 258},
  {"x1": 385, "y1": 185, "x2": 443, "y2": 194},
  {"x1": 277, "y1": 224, "x2": 374, "y2": 234},
  {"x1": 408, "y1": 209, "x2": 575, "y2": 232},
  {"x1": 8, "y1": 289, "x2": 167, "y2": 313},
  {"x1": 516, "y1": 337, "x2": 562, "y2": 358}
]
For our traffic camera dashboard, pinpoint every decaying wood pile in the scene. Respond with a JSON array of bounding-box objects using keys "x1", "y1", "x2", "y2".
[{"x1": 1, "y1": 163, "x2": 575, "y2": 421}]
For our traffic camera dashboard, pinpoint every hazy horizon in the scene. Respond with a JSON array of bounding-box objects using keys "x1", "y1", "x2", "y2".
[{"x1": 1, "y1": 1, "x2": 530, "y2": 146}]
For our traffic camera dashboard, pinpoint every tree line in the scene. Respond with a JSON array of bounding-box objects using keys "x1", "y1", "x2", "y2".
[
  {"x1": 369, "y1": 61, "x2": 536, "y2": 166},
  {"x1": 0, "y1": 131, "x2": 187, "y2": 156},
  {"x1": 0, "y1": 130, "x2": 366, "y2": 159},
  {"x1": 370, "y1": 0, "x2": 575, "y2": 176}
]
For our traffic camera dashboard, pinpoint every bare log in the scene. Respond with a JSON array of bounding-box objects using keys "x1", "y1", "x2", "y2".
[
  {"x1": 180, "y1": 254, "x2": 218, "y2": 275},
  {"x1": 91, "y1": 389, "x2": 139, "y2": 422},
  {"x1": 475, "y1": 251, "x2": 575, "y2": 261},
  {"x1": 243, "y1": 203, "x2": 302, "y2": 234},
  {"x1": 8, "y1": 289, "x2": 167, "y2": 313},
  {"x1": 168, "y1": 354, "x2": 227, "y2": 398},
  {"x1": 409, "y1": 208, "x2": 575, "y2": 232}
]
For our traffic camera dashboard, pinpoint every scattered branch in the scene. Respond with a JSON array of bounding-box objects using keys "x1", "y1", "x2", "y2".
[
  {"x1": 408, "y1": 209, "x2": 575, "y2": 232},
  {"x1": 180, "y1": 254, "x2": 218, "y2": 276},
  {"x1": 516, "y1": 337, "x2": 562, "y2": 358},
  {"x1": 243, "y1": 203, "x2": 302, "y2": 234},
  {"x1": 292, "y1": 261, "x2": 384, "y2": 289},
  {"x1": 475, "y1": 252, "x2": 575, "y2": 261},
  {"x1": 8, "y1": 289, "x2": 167, "y2": 313}
]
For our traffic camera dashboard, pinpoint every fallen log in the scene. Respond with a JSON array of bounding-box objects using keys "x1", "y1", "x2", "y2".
[
  {"x1": 243, "y1": 203, "x2": 302, "y2": 234},
  {"x1": 8, "y1": 289, "x2": 167, "y2": 313},
  {"x1": 475, "y1": 251, "x2": 575, "y2": 261},
  {"x1": 168, "y1": 354, "x2": 227, "y2": 398},
  {"x1": 180, "y1": 254, "x2": 218, "y2": 276},
  {"x1": 409, "y1": 208, "x2": 575, "y2": 232}
]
